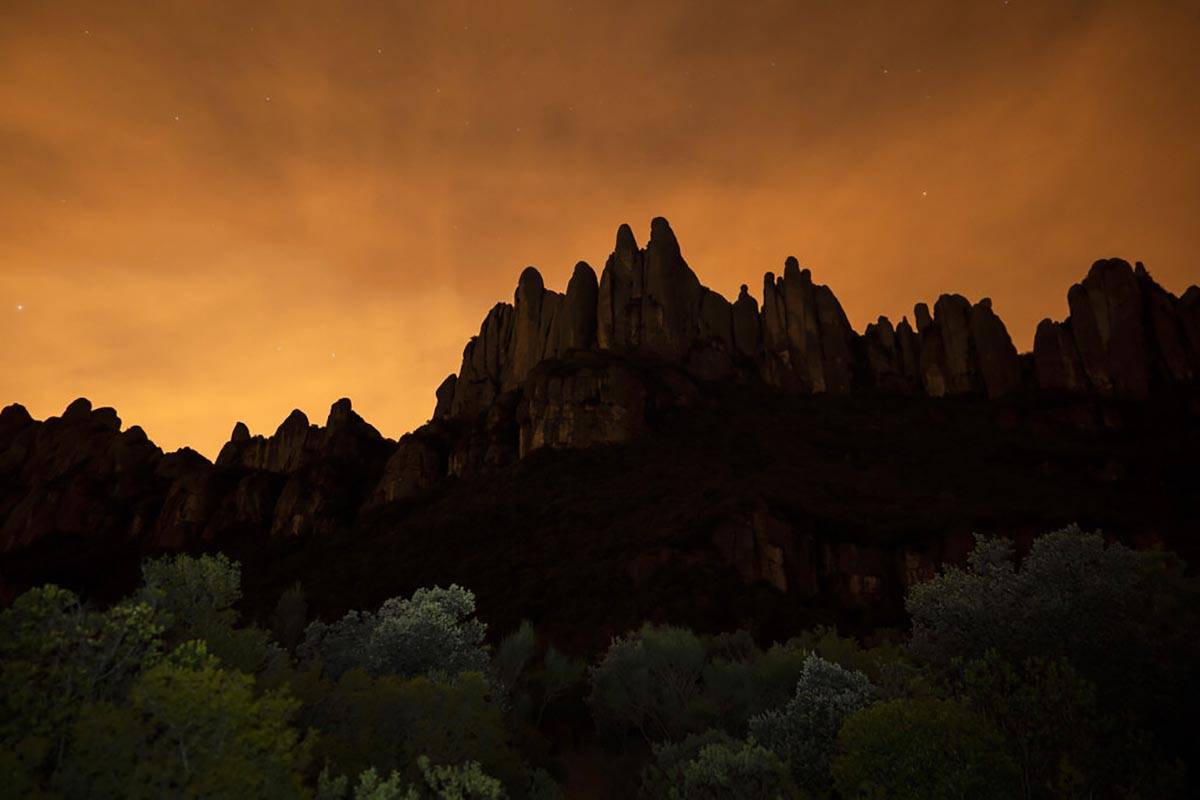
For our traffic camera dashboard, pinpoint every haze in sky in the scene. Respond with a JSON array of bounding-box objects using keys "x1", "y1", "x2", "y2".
[{"x1": 2, "y1": 0, "x2": 1198, "y2": 456}]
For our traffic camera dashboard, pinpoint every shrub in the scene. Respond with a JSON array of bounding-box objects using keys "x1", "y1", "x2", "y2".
[
  {"x1": 297, "y1": 668, "x2": 525, "y2": 789},
  {"x1": 673, "y1": 740, "x2": 798, "y2": 800},
  {"x1": 492, "y1": 620, "x2": 537, "y2": 700},
  {"x1": 905, "y1": 525, "x2": 1200, "y2": 762},
  {"x1": 140, "y1": 552, "x2": 241, "y2": 634},
  {"x1": 301, "y1": 585, "x2": 489, "y2": 680},
  {"x1": 56, "y1": 648, "x2": 311, "y2": 799},
  {"x1": 959, "y1": 653, "x2": 1186, "y2": 799},
  {"x1": 694, "y1": 642, "x2": 808, "y2": 736},
  {"x1": 640, "y1": 729, "x2": 740, "y2": 799},
  {"x1": 271, "y1": 581, "x2": 310, "y2": 653},
  {"x1": 907, "y1": 526, "x2": 1196, "y2": 680},
  {"x1": 320, "y1": 757, "x2": 505, "y2": 800},
  {"x1": 139, "y1": 552, "x2": 279, "y2": 674},
  {"x1": 0, "y1": 585, "x2": 163, "y2": 778},
  {"x1": 749, "y1": 654, "x2": 874, "y2": 795},
  {"x1": 537, "y1": 645, "x2": 585, "y2": 726},
  {"x1": 832, "y1": 698, "x2": 1019, "y2": 800},
  {"x1": 588, "y1": 624, "x2": 706, "y2": 741}
]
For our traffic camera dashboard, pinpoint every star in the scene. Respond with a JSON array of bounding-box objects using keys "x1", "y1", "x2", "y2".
[
  {"x1": 922, "y1": 191, "x2": 928, "y2": 197},
  {"x1": 173, "y1": 115, "x2": 180, "y2": 121},
  {"x1": 331, "y1": 352, "x2": 337, "y2": 359},
  {"x1": 265, "y1": 96, "x2": 271, "y2": 102},
  {"x1": 15, "y1": 304, "x2": 24, "y2": 312}
]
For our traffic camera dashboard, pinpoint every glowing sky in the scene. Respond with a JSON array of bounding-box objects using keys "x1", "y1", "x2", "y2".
[{"x1": 2, "y1": 0, "x2": 1198, "y2": 457}]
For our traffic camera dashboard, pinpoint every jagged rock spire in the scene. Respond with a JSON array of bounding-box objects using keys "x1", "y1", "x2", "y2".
[{"x1": 440, "y1": 218, "x2": 1200, "y2": 423}]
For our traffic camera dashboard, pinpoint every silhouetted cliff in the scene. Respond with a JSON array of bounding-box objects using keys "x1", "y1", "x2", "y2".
[{"x1": 2, "y1": 218, "x2": 1197, "y2": 642}]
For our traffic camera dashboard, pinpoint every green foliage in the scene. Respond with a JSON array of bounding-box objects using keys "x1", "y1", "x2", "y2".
[
  {"x1": 301, "y1": 585, "x2": 489, "y2": 680},
  {"x1": 351, "y1": 767, "x2": 410, "y2": 799},
  {"x1": 640, "y1": 730, "x2": 740, "y2": 799},
  {"x1": 522, "y1": 766, "x2": 564, "y2": 800},
  {"x1": 297, "y1": 667, "x2": 524, "y2": 789},
  {"x1": 959, "y1": 653, "x2": 1186, "y2": 799},
  {"x1": 672, "y1": 740, "x2": 798, "y2": 800},
  {"x1": 407, "y1": 756, "x2": 506, "y2": 800},
  {"x1": 832, "y1": 698, "x2": 1019, "y2": 800},
  {"x1": 271, "y1": 581, "x2": 310, "y2": 653},
  {"x1": 537, "y1": 646, "x2": 585, "y2": 725},
  {"x1": 139, "y1": 552, "x2": 281, "y2": 674},
  {"x1": 494, "y1": 620, "x2": 537, "y2": 693},
  {"x1": 56, "y1": 651, "x2": 311, "y2": 798},
  {"x1": 140, "y1": 552, "x2": 242, "y2": 635},
  {"x1": 588, "y1": 624, "x2": 707, "y2": 741},
  {"x1": 905, "y1": 526, "x2": 1200, "y2": 770},
  {"x1": 749, "y1": 654, "x2": 874, "y2": 796},
  {"x1": 695, "y1": 642, "x2": 808, "y2": 736},
  {"x1": 0, "y1": 585, "x2": 163, "y2": 777},
  {"x1": 907, "y1": 527, "x2": 1197, "y2": 681},
  {"x1": 321, "y1": 758, "x2": 506, "y2": 800}
]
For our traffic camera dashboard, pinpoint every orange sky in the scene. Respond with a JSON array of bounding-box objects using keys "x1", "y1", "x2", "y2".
[{"x1": 2, "y1": 0, "x2": 1198, "y2": 458}]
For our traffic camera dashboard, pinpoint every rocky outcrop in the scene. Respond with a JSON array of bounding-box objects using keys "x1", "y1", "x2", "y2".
[
  {"x1": 2, "y1": 218, "x2": 1197, "y2": 616},
  {"x1": 1033, "y1": 259, "x2": 1200, "y2": 396},
  {"x1": 428, "y1": 221, "x2": 1197, "y2": 472},
  {"x1": 759, "y1": 258, "x2": 854, "y2": 393},
  {"x1": 0, "y1": 397, "x2": 396, "y2": 553},
  {"x1": 0, "y1": 399, "x2": 165, "y2": 553},
  {"x1": 519, "y1": 352, "x2": 700, "y2": 457},
  {"x1": 373, "y1": 430, "x2": 447, "y2": 504}
]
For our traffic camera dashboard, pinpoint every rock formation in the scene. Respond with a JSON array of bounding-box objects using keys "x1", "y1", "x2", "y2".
[
  {"x1": 1032, "y1": 259, "x2": 1199, "y2": 396},
  {"x1": 1, "y1": 217, "x2": 1197, "y2": 616}
]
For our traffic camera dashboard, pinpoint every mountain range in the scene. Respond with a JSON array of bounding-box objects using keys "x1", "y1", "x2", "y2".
[{"x1": 2, "y1": 217, "x2": 1197, "y2": 648}]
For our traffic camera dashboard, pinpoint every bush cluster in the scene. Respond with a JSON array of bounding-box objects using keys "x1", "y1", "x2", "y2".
[{"x1": 1, "y1": 524, "x2": 1194, "y2": 798}]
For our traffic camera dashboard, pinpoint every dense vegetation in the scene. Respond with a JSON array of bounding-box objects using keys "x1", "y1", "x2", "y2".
[{"x1": 2, "y1": 526, "x2": 1196, "y2": 798}]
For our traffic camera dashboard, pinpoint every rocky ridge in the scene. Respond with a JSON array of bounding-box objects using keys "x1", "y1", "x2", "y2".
[
  {"x1": 417, "y1": 217, "x2": 1198, "y2": 495},
  {"x1": 1, "y1": 217, "x2": 1197, "y2": 620}
]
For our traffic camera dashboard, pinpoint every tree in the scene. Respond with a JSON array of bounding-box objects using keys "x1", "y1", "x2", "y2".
[
  {"x1": 905, "y1": 525, "x2": 1200, "y2": 766},
  {"x1": 140, "y1": 552, "x2": 241, "y2": 634},
  {"x1": 748, "y1": 654, "x2": 874, "y2": 795},
  {"x1": 672, "y1": 740, "x2": 798, "y2": 800},
  {"x1": 640, "y1": 730, "x2": 740, "y2": 799},
  {"x1": 493, "y1": 620, "x2": 537, "y2": 699},
  {"x1": 139, "y1": 552, "x2": 279, "y2": 674},
  {"x1": 537, "y1": 646, "x2": 585, "y2": 726},
  {"x1": 301, "y1": 585, "x2": 489, "y2": 681},
  {"x1": 320, "y1": 757, "x2": 506, "y2": 800},
  {"x1": 694, "y1": 642, "x2": 809, "y2": 737},
  {"x1": 0, "y1": 585, "x2": 163, "y2": 781},
  {"x1": 55, "y1": 645, "x2": 311, "y2": 799},
  {"x1": 832, "y1": 698, "x2": 1019, "y2": 800},
  {"x1": 297, "y1": 668, "x2": 525, "y2": 790},
  {"x1": 959, "y1": 653, "x2": 1185, "y2": 799},
  {"x1": 271, "y1": 581, "x2": 310, "y2": 653},
  {"x1": 588, "y1": 625, "x2": 706, "y2": 742}
]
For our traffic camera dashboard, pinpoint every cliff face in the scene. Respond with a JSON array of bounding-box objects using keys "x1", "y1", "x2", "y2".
[{"x1": 1, "y1": 217, "x2": 1197, "y2": 628}]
